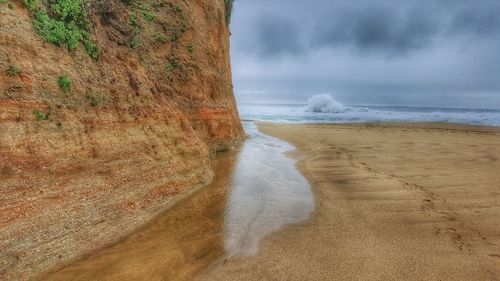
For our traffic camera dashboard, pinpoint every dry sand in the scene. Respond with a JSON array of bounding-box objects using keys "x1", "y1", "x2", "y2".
[{"x1": 198, "y1": 123, "x2": 500, "y2": 281}]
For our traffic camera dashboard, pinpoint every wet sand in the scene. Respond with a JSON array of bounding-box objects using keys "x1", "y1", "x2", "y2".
[
  {"x1": 38, "y1": 123, "x2": 313, "y2": 280},
  {"x1": 40, "y1": 122, "x2": 500, "y2": 280},
  {"x1": 37, "y1": 150, "x2": 233, "y2": 281},
  {"x1": 198, "y1": 123, "x2": 500, "y2": 281}
]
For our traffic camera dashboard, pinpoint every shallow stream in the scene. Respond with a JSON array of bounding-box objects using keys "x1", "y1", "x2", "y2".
[{"x1": 42, "y1": 122, "x2": 314, "y2": 280}]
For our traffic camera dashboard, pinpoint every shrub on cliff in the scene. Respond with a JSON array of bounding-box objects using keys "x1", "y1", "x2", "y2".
[
  {"x1": 186, "y1": 43, "x2": 194, "y2": 53},
  {"x1": 24, "y1": 0, "x2": 100, "y2": 59},
  {"x1": 58, "y1": 75, "x2": 72, "y2": 92},
  {"x1": 6, "y1": 65, "x2": 21, "y2": 76},
  {"x1": 33, "y1": 110, "x2": 49, "y2": 120},
  {"x1": 224, "y1": 0, "x2": 234, "y2": 24},
  {"x1": 84, "y1": 39, "x2": 99, "y2": 59},
  {"x1": 130, "y1": 37, "x2": 139, "y2": 49},
  {"x1": 51, "y1": 0, "x2": 83, "y2": 20},
  {"x1": 0, "y1": 0, "x2": 15, "y2": 9},
  {"x1": 34, "y1": 10, "x2": 83, "y2": 49},
  {"x1": 23, "y1": 0, "x2": 37, "y2": 10}
]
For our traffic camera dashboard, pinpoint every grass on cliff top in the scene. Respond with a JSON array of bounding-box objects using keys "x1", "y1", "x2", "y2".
[
  {"x1": 224, "y1": 0, "x2": 234, "y2": 24},
  {"x1": 23, "y1": 0, "x2": 100, "y2": 59}
]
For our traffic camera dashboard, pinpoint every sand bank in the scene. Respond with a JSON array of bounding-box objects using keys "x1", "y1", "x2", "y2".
[{"x1": 198, "y1": 122, "x2": 500, "y2": 280}]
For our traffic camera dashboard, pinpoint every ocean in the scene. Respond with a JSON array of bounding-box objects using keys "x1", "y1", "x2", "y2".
[{"x1": 238, "y1": 96, "x2": 500, "y2": 127}]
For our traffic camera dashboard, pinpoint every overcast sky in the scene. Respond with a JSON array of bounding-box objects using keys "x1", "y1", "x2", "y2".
[{"x1": 229, "y1": 0, "x2": 500, "y2": 109}]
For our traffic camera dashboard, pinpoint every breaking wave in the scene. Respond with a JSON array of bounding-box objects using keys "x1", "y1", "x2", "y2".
[
  {"x1": 305, "y1": 94, "x2": 347, "y2": 113},
  {"x1": 238, "y1": 101, "x2": 500, "y2": 127}
]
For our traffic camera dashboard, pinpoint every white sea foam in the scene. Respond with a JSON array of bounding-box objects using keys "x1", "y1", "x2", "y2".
[
  {"x1": 305, "y1": 94, "x2": 347, "y2": 113},
  {"x1": 238, "y1": 101, "x2": 500, "y2": 127}
]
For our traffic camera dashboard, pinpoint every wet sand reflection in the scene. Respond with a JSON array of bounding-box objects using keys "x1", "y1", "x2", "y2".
[
  {"x1": 41, "y1": 152, "x2": 236, "y2": 281},
  {"x1": 41, "y1": 123, "x2": 314, "y2": 280}
]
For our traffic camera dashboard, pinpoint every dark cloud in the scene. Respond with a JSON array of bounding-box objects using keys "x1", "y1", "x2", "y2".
[
  {"x1": 312, "y1": 5, "x2": 440, "y2": 55},
  {"x1": 448, "y1": 3, "x2": 500, "y2": 37},
  {"x1": 253, "y1": 13, "x2": 305, "y2": 57},
  {"x1": 230, "y1": 0, "x2": 500, "y2": 109}
]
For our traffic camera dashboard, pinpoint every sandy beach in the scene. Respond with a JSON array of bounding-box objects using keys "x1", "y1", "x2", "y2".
[
  {"x1": 39, "y1": 122, "x2": 500, "y2": 281},
  {"x1": 3, "y1": 0, "x2": 500, "y2": 280},
  {"x1": 197, "y1": 122, "x2": 500, "y2": 280}
]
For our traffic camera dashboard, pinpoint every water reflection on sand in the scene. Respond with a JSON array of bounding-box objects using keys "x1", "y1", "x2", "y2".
[
  {"x1": 41, "y1": 122, "x2": 314, "y2": 281},
  {"x1": 224, "y1": 123, "x2": 314, "y2": 257}
]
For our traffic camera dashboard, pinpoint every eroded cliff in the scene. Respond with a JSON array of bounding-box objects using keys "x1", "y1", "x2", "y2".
[{"x1": 0, "y1": 0, "x2": 243, "y2": 279}]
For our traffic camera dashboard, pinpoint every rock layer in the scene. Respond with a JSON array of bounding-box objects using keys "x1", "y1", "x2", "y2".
[{"x1": 0, "y1": 0, "x2": 243, "y2": 280}]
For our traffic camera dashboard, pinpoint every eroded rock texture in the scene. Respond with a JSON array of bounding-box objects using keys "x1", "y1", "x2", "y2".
[{"x1": 0, "y1": 0, "x2": 243, "y2": 279}]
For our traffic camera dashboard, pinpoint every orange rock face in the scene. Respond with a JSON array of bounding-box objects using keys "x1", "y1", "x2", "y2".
[{"x1": 0, "y1": 0, "x2": 243, "y2": 280}]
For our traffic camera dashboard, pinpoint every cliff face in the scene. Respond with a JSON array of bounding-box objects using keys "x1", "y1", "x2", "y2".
[{"x1": 0, "y1": 0, "x2": 243, "y2": 280}]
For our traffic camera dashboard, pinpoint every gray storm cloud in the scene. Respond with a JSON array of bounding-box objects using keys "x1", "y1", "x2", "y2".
[
  {"x1": 230, "y1": 0, "x2": 500, "y2": 109},
  {"x1": 253, "y1": 13, "x2": 305, "y2": 57},
  {"x1": 312, "y1": 5, "x2": 440, "y2": 55}
]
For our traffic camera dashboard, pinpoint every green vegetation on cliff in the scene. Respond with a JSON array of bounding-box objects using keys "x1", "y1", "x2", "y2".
[
  {"x1": 224, "y1": 0, "x2": 234, "y2": 24},
  {"x1": 57, "y1": 75, "x2": 72, "y2": 92},
  {"x1": 6, "y1": 65, "x2": 21, "y2": 76},
  {"x1": 23, "y1": 0, "x2": 100, "y2": 59},
  {"x1": 20, "y1": 0, "x2": 233, "y2": 60},
  {"x1": 0, "y1": 0, "x2": 16, "y2": 9},
  {"x1": 33, "y1": 109, "x2": 49, "y2": 120}
]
